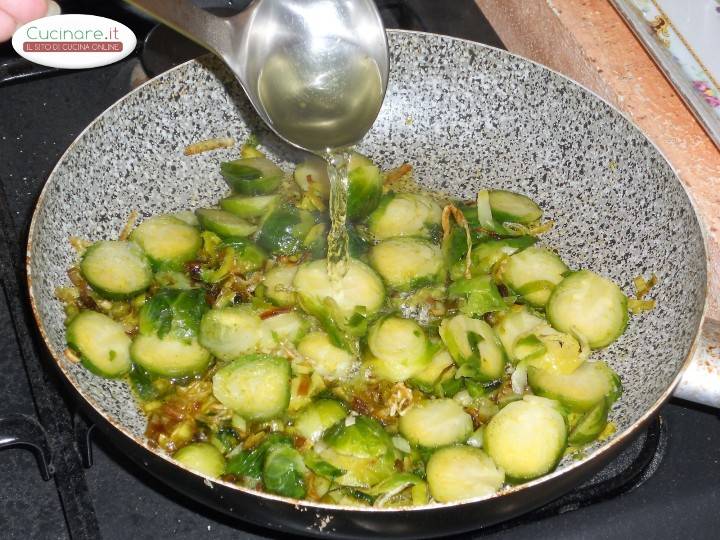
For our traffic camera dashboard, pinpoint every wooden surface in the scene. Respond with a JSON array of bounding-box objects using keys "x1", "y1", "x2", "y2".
[{"x1": 475, "y1": 0, "x2": 720, "y2": 320}]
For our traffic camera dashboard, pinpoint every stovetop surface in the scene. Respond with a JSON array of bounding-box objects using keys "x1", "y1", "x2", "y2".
[{"x1": 1, "y1": 1, "x2": 720, "y2": 539}]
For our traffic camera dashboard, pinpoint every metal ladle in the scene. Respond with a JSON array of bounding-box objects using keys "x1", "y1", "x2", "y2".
[{"x1": 127, "y1": 0, "x2": 390, "y2": 153}]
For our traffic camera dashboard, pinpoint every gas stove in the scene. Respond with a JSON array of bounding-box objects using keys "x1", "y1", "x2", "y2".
[{"x1": 1, "y1": 2, "x2": 719, "y2": 539}]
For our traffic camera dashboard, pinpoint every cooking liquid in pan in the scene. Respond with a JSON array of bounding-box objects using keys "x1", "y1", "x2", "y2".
[{"x1": 257, "y1": 40, "x2": 384, "y2": 280}]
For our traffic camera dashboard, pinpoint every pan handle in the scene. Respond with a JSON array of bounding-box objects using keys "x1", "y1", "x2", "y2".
[{"x1": 673, "y1": 318, "x2": 720, "y2": 407}]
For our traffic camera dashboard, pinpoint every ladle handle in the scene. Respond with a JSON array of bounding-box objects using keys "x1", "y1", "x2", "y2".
[{"x1": 126, "y1": 0, "x2": 232, "y2": 57}]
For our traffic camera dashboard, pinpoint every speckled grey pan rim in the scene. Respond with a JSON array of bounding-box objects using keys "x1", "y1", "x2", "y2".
[{"x1": 27, "y1": 29, "x2": 707, "y2": 513}]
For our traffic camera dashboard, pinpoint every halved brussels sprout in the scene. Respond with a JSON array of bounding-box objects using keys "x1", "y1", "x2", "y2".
[
  {"x1": 67, "y1": 311, "x2": 132, "y2": 378},
  {"x1": 294, "y1": 155, "x2": 330, "y2": 198},
  {"x1": 320, "y1": 416, "x2": 397, "y2": 487},
  {"x1": 220, "y1": 194, "x2": 279, "y2": 218},
  {"x1": 346, "y1": 153, "x2": 383, "y2": 220},
  {"x1": 302, "y1": 222, "x2": 327, "y2": 260},
  {"x1": 488, "y1": 190, "x2": 543, "y2": 224},
  {"x1": 448, "y1": 275, "x2": 507, "y2": 317},
  {"x1": 131, "y1": 215, "x2": 201, "y2": 268},
  {"x1": 256, "y1": 204, "x2": 317, "y2": 256},
  {"x1": 513, "y1": 323, "x2": 587, "y2": 375},
  {"x1": 484, "y1": 395, "x2": 567, "y2": 481},
  {"x1": 293, "y1": 258, "x2": 385, "y2": 321},
  {"x1": 297, "y1": 331, "x2": 359, "y2": 381},
  {"x1": 369, "y1": 237, "x2": 445, "y2": 291},
  {"x1": 264, "y1": 264, "x2": 299, "y2": 307},
  {"x1": 138, "y1": 288, "x2": 208, "y2": 341},
  {"x1": 366, "y1": 316, "x2": 431, "y2": 382},
  {"x1": 409, "y1": 348, "x2": 455, "y2": 393},
  {"x1": 154, "y1": 269, "x2": 194, "y2": 290},
  {"x1": 546, "y1": 270, "x2": 628, "y2": 349},
  {"x1": 212, "y1": 354, "x2": 291, "y2": 420},
  {"x1": 173, "y1": 442, "x2": 226, "y2": 478},
  {"x1": 260, "y1": 311, "x2": 310, "y2": 349},
  {"x1": 426, "y1": 445, "x2": 504, "y2": 502},
  {"x1": 130, "y1": 334, "x2": 211, "y2": 378},
  {"x1": 527, "y1": 360, "x2": 622, "y2": 412},
  {"x1": 293, "y1": 399, "x2": 347, "y2": 442},
  {"x1": 568, "y1": 398, "x2": 609, "y2": 445},
  {"x1": 492, "y1": 304, "x2": 545, "y2": 363},
  {"x1": 399, "y1": 399, "x2": 473, "y2": 448},
  {"x1": 79, "y1": 240, "x2": 152, "y2": 300},
  {"x1": 199, "y1": 306, "x2": 263, "y2": 360},
  {"x1": 220, "y1": 157, "x2": 284, "y2": 195},
  {"x1": 195, "y1": 208, "x2": 257, "y2": 237},
  {"x1": 499, "y1": 247, "x2": 568, "y2": 307},
  {"x1": 464, "y1": 236, "x2": 536, "y2": 277},
  {"x1": 439, "y1": 314, "x2": 506, "y2": 382},
  {"x1": 221, "y1": 237, "x2": 267, "y2": 273},
  {"x1": 367, "y1": 192, "x2": 442, "y2": 240},
  {"x1": 263, "y1": 444, "x2": 307, "y2": 498}
]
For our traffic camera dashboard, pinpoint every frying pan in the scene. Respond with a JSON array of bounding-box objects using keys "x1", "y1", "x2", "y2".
[{"x1": 26, "y1": 31, "x2": 707, "y2": 538}]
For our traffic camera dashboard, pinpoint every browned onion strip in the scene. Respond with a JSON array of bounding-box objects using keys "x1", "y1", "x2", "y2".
[
  {"x1": 383, "y1": 163, "x2": 412, "y2": 185},
  {"x1": 629, "y1": 273, "x2": 658, "y2": 313},
  {"x1": 183, "y1": 137, "x2": 235, "y2": 156},
  {"x1": 118, "y1": 210, "x2": 139, "y2": 241},
  {"x1": 633, "y1": 274, "x2": 658, "y2": 299}
]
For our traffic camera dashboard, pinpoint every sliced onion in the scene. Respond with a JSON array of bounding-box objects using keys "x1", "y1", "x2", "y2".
[
  {"x1": 511, "y1": 362, "x2": 528, "y2": 395},
  {"x1": 392, "y1": 435, "x2": 411, "y2": 454},
  {"x1": 476, "y1": 190, "x2": 494, "y2": 227}
]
